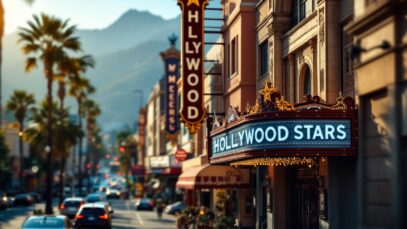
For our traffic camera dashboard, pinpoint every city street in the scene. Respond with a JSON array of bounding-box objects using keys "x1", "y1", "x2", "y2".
[{"x1": 0, "y1": 199, "x2": 177, "y2": 229}]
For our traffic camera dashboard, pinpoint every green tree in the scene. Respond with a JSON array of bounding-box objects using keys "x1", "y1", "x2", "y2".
[
  {"x1": 82, "y1": 99, "x2": 100, "y2": 190},
  {"x1": 24, "y1": 101, "x2": 82, "y2": 198},
  {"x1": 69, "y1": 77, "x2": 94, "y2": 193},
  {"x1": 56, "y1": 55, "x2": 94, "y2": 204},
  {"x1": 6, "y1": 90, "x2": 35, "y2": 189},
  {"x1": 116, "y1": 131, "x2": 137, "y2": 191},
  {"x1": 18, "y1": 14, "x2": 81, "y2": 214}
]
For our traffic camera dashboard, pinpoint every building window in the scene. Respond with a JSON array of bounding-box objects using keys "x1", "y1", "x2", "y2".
[
  {"x1": 304, "y1": 67, "x2": 311, "y2": 96},
  {"x1": 259, "y1": 41, "x2": 269, "y2": 77},
  {"x1": 230, "y1": 36, "x2": 238, "y2": 76},
  {"x1": 291, "y1": 0, "x2": 315, "y2": 27}
]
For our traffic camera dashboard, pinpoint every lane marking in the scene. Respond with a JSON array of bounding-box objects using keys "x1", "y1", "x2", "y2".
[{"x1": 135, "y1": 212, "x2": 144, "y2": 225}]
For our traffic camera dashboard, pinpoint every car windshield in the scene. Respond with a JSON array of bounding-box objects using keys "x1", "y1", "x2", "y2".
[
  {"x1": 81, "y1": 207, "x2": 105, "y2": 215},
  {"x1": 64, "y1": 200, "x2": 82, "y2": 207},
  {"x1": 86, "y1": 195, "x2": 100, "y2": 202},
  {"x1": 16, "y1": 194, "x2": 27, "y2": 199},
  {"x1": 140, "y1": 198, "x2": 151, "y2": 203},
  {"x1": 23, "y1": 218, "x2": 64, "y2": 228}
]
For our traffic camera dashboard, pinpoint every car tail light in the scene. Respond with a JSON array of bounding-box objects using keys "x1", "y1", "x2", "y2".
[
  {"x1": 75, "y1": 214, "x2": 85, "y2": 219},
  {"x1": 60, "y1": 204, "x2": 65, "y2": 209},
  {"x1": 99, "y1": 214, "x2": 109, "y2": 220}
]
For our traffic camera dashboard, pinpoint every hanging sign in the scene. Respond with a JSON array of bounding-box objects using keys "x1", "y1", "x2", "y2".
[
  {"x1": 178, "y1": 0, "x2": 208, "y2": 134},
  {"x1": 164, "y1": 58, "x2": 180, "y2": 134}
]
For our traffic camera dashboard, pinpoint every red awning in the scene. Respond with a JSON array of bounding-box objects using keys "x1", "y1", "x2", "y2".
[{"x1": 176, "y1": 165, "x2": 250, "y2": 189}]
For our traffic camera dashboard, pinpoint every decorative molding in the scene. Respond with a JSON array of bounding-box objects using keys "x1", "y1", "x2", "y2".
[{"x1": 318, "y1": 8, "x2": 325, "y2": 44}]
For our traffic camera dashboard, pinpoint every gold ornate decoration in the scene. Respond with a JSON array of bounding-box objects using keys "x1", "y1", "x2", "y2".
[
  {"x1": 276, "y1": 96, "x2": 295, "y2": 111},
  {"x1": 259, "y1": 81, "x2": 276, "y2": 102},
  {"x1": 246, "y1": 101, "x2": 261, "y2": 115},
  {"x1": 187, "y1": 0, "x2": 200, "y2": 6},
  {"x1": 331, "y1": 93, "x2": 346, "y2": 110},
  {"x1": 184, "y1": 122, "x2": 202, "y2": 135},
  {"x1": 230, "y1": 157, "x2": 316, "y2": 167}
]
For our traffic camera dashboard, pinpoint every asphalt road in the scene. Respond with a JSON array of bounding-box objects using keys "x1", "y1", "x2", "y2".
[{"x1": 0, "y1": 199, "x2": 177, "y2": 229}]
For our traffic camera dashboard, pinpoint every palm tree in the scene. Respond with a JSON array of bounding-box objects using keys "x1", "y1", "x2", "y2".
[
  {"x1": 68, "y1": 76, "x2": 94, "y2": 194},
  {"x1": 18, "y1": 14, "x2": 81, "y2": 214},
  {"x1": 0, "y1": 0, "x2": 34, "y2": 127},
  {"x1": 82, "y1": 99, "x2": 100, "y2": 191},
  {"x1": 6, "y1": 90, "x2": 35, "y2": 189},
  {"x1": 56, "y1": 55, "x2": 94, "y2": 204},
  {"x1": 24, "y1": 100, "x2": 82, "y2": 200}
]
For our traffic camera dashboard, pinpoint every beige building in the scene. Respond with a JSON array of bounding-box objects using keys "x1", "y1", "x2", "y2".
[{"x1": 346, "y1": 1, "x2": 407, "y2": 228}]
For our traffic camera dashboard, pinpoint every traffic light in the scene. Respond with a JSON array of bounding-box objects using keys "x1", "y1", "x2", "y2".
[
  {"x1": 86, "y1": 163, "x2": 91, "y2": 169},
  {"x1": 106, "y1": 154, "x2": 111, "y2": 159},
  {"x1": 119, "y1": 146, "x2": 125, "y2": 153}
]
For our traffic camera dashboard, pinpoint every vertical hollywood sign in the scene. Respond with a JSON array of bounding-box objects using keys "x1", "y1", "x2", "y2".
[
  {"x1": 178, "y1": 0, "x2": 208, "y2": 134},
  {"x1": 166, "y1": 59, "x2": 180, "y2": 134}
]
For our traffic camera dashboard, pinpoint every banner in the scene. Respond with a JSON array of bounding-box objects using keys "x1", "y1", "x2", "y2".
[{"x1": 178, "y1": 0, "x2": 208, "y2": 134}]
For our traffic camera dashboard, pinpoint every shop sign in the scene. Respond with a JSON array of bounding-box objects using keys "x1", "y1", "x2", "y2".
[
  {"x1": 177, "y1": 0, "x2": 208, "y2": 134},
  {"x1": 208, "y1": 82, "x2": 358, "y2": 164},
  {"x1": 164, "y1": 58, "x2": 180, "y2": 135},
  {"x1": 175, "y1": 148, "x2": 189, "y2": 162},
  {"x1": 211, "y1": 119, "x2": 351, "y2": 157},
  {"x1": 149, "y1": 156, "x2": 170, "y2": 168}
]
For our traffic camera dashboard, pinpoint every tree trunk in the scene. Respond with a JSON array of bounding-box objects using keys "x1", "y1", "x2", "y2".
[
  {"x1": 18, "y1": 121, "x2": 24, "y2": 190},
  {"x1": 77, "y1": 99, "x2": 83, "y2": 195},
  {"x1": 45, "y1": 67, "x2": 54, "y2": 215},
  {"x1": 58, "y1": 93, "x2": 65, "y2": 206}
]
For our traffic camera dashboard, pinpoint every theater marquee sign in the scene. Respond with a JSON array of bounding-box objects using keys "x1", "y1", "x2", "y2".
[
  {"x1": 208, "y1": 82, "x2": 358, "y2": 164},
  {"x1": 178, "y1": 0, "x2": 208, "y2": 134}
]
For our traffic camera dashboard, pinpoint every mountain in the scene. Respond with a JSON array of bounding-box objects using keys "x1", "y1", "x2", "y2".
[{"x1": 3, "y1": 9, "x2": 181, "y2": 130}]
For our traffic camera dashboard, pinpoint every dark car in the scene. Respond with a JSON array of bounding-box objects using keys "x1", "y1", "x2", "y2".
[
  {"x1": 27, "y1": 192, "x2": 41, "y2": 203},
  {"x1": 164, "y1": 201, "x2": 185, "y2": 215},
  {"x1": 135, "y1": 198, "x2": 154, "y2": 211},
  {"x1": 85, "y1": 194, "x2": 103, "y2": 203},
  {"x1": 106, "y1": 189, "x2": 120, "y2": 199},
  {"x1": 14, "y1": 194, "x2": 33, "y2": 206},
  {"x1": 60, "y1": 197, "x2": 85, "y2": 219},
  {"x1": 74, "y1": 203, "x2": 112, "y2": 229},
  {"x1": 21, "y1": 215, "x2": 72, "y2": 229}
]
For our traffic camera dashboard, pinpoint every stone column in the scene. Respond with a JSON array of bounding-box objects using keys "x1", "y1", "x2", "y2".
[{"x1": 267, "y1": 16, "x2": 290, "y2": 92}]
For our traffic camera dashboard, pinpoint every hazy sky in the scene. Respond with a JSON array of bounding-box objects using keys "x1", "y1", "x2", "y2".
[{"x1": 4, "y1": 0, "x2": 181, "y2": 34}]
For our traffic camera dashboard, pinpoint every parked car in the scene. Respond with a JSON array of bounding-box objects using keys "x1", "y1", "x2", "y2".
[
  {"x1": 21, "y1": 215, "x2": 72, "y2": 229},
  {"x1": 164, "y1": 201, "x2": 185, "y2": 215},
  {"x1": 27, "y1": 192, "x2": 41, "y2": 203},
  {"x1": 135, "y1": 198, "x2": 154, "y2": 211},
  {"x1": 106, "y1": 189, "x2": 120, "y2": 199},
  {"x1": 14, "y1": 194, "x2": 34, "y2": 206},
  {"x1": 74, "y1": 203, "x2": 112, "y2": 229},
  {"x1": 59, "y1": 197, "x2": 85, "y2": 219}
]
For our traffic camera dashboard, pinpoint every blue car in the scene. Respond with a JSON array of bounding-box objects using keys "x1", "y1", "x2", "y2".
[{"x1": 164, "y1": 201, "x2": 185, "y2": 215}]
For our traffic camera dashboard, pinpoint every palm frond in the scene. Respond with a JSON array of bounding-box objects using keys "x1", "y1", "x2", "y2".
[{"x1": 25, "y1": 57, "x2": 38, "y2": 72}]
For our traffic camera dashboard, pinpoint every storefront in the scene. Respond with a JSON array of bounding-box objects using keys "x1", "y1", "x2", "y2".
[
  {"x1": 146, "y1": 155, "x2": 182, "y2": 202},
  {"x1": 176, "y1": 163, "x2": 254, "y2": 227},
  {"x1": 207, "y1": 83, "x2": 358, "y2": 229}
]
